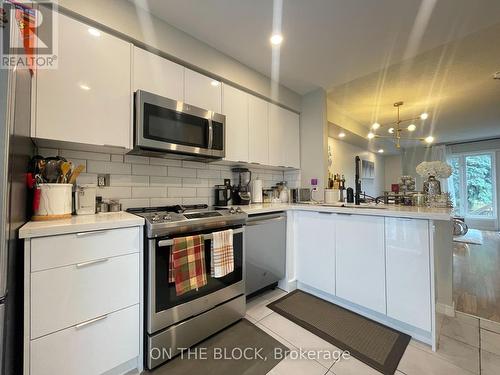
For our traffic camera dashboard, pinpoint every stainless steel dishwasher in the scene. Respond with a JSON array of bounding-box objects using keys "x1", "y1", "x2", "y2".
[{"x1": 245, "y1": 212, "x2": 286, "y2": 296}]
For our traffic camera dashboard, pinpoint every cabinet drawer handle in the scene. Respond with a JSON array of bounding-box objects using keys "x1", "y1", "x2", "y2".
[
  {"x1": 76, "y1": 258, "x2": 109, "y2": 268},
  {"x1": 318, "y1": 211, "x2": 334, "y2": 215},
  {"x1": 76, "y1": 230, "x2": 108, "y2": 237},
  {"x1": 336, "y1": 212, "x2": 352, "y2": 216},
  {"x1": 75, "y1": 314, "x2": 108, "y2": 329}
]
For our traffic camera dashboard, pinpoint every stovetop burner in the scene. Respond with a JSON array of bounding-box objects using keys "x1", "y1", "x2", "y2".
[{"x1": 126, "y1": 204, "x2": 247, "y2": 238}]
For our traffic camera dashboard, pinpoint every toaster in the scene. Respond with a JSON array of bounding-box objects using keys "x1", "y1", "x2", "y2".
[{"x1": 291, "y1": 188, "x2": 312, "y2": 203}]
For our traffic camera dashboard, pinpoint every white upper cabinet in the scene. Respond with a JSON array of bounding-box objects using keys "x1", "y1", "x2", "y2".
[
  {"x1": 222, "y1": 84, "x2": 249, "y2": 163},
  {"x1": 284, "y1": 110, "x2": 300, "y2": 168},
  {"x1": 385, "y1": 218, "x2": 431, "y2": 331},
  {"x1": 184, "y1": 69, "x2": 222, "y2": 113},
  {"x1": 296, "y1": 211, "x2": 336, "y2": 295},
  {"x1": 133, "y1": 47, "x2": 184, "y2": 101},
  {"x1": 269, "y1": 104, "x2": 300, "y2": 168},
  {"x1": 248, "y1": 96, "x2": 269, "y2": 165},
  {"x1": 34, "y1": 13, "x2": 132, "y2": 149},
  {"x1": 268, "y1": 104, "x2": 286, "y2": 167},
  {"x1": 335, "y1": 214, "x2": 386, "y2": 314}
]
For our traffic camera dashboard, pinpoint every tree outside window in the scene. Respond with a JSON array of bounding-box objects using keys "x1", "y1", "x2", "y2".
[{"x1": 449, "y1": 153, "x2": 495, "y2": 218}]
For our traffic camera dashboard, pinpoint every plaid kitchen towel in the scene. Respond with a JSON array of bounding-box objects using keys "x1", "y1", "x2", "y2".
[
  {"x1": 172, "y1": 235, "x2": 208, "y2": 296},
  {"x1": 210, "y1": 229, "x2": 234, "y2": 278}
]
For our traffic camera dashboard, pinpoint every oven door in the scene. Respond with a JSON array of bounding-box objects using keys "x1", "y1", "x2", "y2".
[
  {"x1": 135, "y1": 90, "x2": 225, "y2": 158},
  {"x1": 147, "y1": 226, "x2": 244, "y2": 334}
]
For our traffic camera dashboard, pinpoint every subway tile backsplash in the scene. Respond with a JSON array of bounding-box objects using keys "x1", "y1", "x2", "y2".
[{"x1": 37, "y1": 147, "x2": 299, "y2": 209}]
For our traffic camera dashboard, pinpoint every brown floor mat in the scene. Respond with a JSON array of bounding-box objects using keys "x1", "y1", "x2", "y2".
[{"x1": 267, "y1": 290, "x2": 410, "y2": 375}]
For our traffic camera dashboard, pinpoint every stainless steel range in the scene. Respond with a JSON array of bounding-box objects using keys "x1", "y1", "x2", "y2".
[{"x1": 127, "y1": 204, "x2": 247, "y2": 370}]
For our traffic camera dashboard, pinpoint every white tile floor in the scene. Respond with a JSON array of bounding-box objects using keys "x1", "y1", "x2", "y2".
[{"x1": 247, "y1": 288, "x2": 500, "y2": 375}]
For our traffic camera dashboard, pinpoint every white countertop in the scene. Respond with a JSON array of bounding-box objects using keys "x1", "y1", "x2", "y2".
[
  {"x1": 226, "y1": 203, "x2": 453, "y2": 221},
  {"x1": 19, "y1": 212, "x2": 145, "y2": 239}
]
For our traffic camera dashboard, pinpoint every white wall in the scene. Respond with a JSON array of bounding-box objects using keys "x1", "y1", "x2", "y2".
[
  {"x1": 401, "y1": 146, "x2": 432, "y2": 190},
  {"x1": 384, "y1": 155, "x2": 402, "y2": 190},
  {"x1": 57, "y1": 0, "x2": 301, "y2": 112},
  {"x1": 300, "y1": 89, "x2": 328, "y2": 197},
  {"x1": 329, "y1": 137, "x2": 385, "y2": 198}
]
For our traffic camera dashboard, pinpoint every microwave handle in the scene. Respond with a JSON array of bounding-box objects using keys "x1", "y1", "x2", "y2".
[{"x1": 208, "y1": 118, "x2": 214, "y2": 149}]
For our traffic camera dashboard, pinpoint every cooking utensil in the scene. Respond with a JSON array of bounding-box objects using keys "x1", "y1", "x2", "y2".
[
  {"x1": 43, "y1": 157, "x2": 62, "y2": 183},
  {"x1": 60, "y1": 161, "x2": 72, "y2": 183},
  {"x1": 69, "y1": 164, "x2": 85, "y2": 184}
]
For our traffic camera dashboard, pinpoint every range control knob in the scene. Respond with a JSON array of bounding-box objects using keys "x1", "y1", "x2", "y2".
[
  {"x1": 151, "y1": 215, "x2": 160, "y2": 222},
  {"x1": 163, "y1": 215, "x2": 171, "y2": 221},
  {"x1": 229, "y1": 207, "x2": 236, "y2": 214},
  {"x1": 235, "y1": 207, "x2": 243, "y2": 213}
]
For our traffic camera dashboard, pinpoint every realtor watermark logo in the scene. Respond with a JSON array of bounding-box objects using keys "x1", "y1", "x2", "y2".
[{"x1": 0, "y1": 0, "x2": 58, "y2": 70}]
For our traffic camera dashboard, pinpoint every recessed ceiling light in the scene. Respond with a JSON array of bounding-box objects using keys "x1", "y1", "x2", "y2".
[
  {"x1": 425, "y1": 136, "x2": 434, "y2": 144},
  {"x1": 270, "y1": 33, "x2": 283, "y2": 45},
  {"x1": 79, "y1": 83, "x2": 91, "y2": 91},
  {"x1": 388, "y1": 127, "x2": 395, "y2": 134},
  {"x1": 210, "y1": 80, "x2": 220, "y2": 87},
  {"x1": 88, "y1": 28, "x2": 101, "y2": 37},
  {"x1": 378, "y1": 149, "x2": 384, "y2": 153},
  {"x1": 371, "y1": 122, "x2": 380, "y2": 130},
  {"x1": 493, "y1": 71, "x2": 500, "y2": 80},
  {"x1": 367, "y1": 132, "x2": 375, "y2": 139},
  {"x1": 420, "y1": 112, "x2": 429, "y2": 120},
  {"x1": 338, "y1": 132, "x2": 346, "y2": 138},
  {"x1": 407, "y1": 124, "x2": 416, "y2": 132}
]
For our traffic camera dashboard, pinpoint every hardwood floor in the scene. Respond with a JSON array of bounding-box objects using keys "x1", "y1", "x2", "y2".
[{"x1": 453, "y1": 231, "x2": 500, "y2": 322}]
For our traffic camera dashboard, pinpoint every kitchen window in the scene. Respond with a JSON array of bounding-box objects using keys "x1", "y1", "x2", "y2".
[{"x1": 448, "y1": 152, "x2": 497, "y2": 218}]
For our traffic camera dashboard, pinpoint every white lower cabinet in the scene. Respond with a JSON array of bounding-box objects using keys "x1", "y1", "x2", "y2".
[
  {"x1": 295, "y1": 212, "x2": 433, "y2": 334},
  {"x1": 385, "y1": 218, "x2": 431, "y2": 331},
  {"x1": 30, "y1": 304, "x2": 140, "y2": 375},
  {"x1": 31, "y1": 253, "x2": 140, "y2": 339},
  {"x1": 25, "y1": 226, "x2": 142, "y2": 375},
  {"x1": 295, "y1": 211, "x2": 335, "y2": 295},
  {"x1": 335, "y1": 214, "x2": 386, "y2": 314}
]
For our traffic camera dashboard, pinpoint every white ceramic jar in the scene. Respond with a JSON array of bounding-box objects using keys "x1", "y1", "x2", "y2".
[{"x1": 33, "y1": 183, "x2": 72, "y2": 220}]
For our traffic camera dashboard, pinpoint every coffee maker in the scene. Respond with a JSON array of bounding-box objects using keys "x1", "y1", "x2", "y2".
[
  {"x1": 231, "y1": 168, "x2": 252, "y2": 205},
  {"x1": 214, "y1": 179, "x2": 232, "y2": 206}
]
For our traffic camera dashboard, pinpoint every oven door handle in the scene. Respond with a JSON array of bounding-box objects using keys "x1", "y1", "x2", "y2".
[{"x1": 157, "y1": 227, "x2": 245, "y2": 247}]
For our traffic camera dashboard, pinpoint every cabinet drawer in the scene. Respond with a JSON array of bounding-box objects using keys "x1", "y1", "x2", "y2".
[
  {"x1": 30, "y1": 304, "x2": 140, "y2": 375},
  {"x1": 31, "y1": 253, "x2": 139, "y2": 339},
  {"x1": 31, "y1": 227, "x2": 140, "y2": 272}
]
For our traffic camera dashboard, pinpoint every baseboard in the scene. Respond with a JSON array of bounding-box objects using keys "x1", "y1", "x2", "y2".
[
  {"x1": 102, "y1": 358, "x2": 139, "y2": 375},
  {"x1": 278, "y1": 278, "x2": 297, "y2": 292},
  {"x1": 436, "y1": 302, "x2": 455, "y2": 317}
]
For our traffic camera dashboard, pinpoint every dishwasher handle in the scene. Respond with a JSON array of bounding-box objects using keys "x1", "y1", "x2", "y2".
[{"x1": 246, "y1": 213, "x2": 286, "y2": 226}]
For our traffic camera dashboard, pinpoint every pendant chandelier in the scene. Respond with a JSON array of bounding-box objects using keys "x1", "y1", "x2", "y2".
[{"x1": 367, "y1": 101, "x2": 434, "y2": 148}]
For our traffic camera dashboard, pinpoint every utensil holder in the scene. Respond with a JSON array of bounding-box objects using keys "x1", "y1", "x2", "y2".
[{"x1": 32, "y1": 183, "x2": 73, "y2": 221}]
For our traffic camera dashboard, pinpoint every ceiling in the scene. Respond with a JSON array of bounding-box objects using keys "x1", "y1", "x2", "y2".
[
  {"x1": 328, "y1": 22, "x2": 500, "y2": 146},
  {"x1": 132, "y1": 0, "x2": 500, "y2": 94}
]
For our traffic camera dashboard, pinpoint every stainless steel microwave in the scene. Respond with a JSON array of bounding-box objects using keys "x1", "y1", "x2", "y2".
[{"x1": 130, "y1": 90, "x2": 225, "y2": 160}]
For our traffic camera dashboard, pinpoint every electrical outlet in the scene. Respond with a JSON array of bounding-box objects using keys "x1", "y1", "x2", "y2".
[{"x1": 97, "y1": 174, "x2": 110, "y2": 187}]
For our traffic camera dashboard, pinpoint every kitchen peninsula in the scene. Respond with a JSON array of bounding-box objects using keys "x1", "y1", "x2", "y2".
[{"x1": 235, "y1": 203, "x2": 453, "y2": 350}]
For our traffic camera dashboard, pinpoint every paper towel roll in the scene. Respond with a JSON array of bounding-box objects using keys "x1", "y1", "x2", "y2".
[{"x1": 251, "y1": 179, "x2": 263, "y2": 203}]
